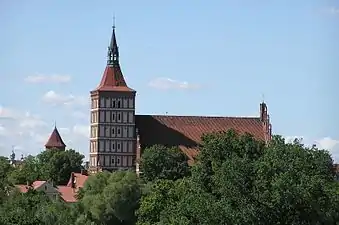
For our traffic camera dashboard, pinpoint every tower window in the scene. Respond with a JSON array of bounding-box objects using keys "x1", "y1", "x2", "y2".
[
  {"x1": 111, "y1": 157, "x2": 115, "y2": 165},
  {"x1": 118, "y1": 113, "x2": 121, "y2": 121},
  {"x1": 117, "y1": 157, "x2": 121, "y2": 165},
  {"x1": 117, "y1": 128, "x2": 121, "y2": 135},
  {"x1": 112, "y1": 128, "x2": 115, "y2": 135},
  {"x1": 117, "y1": 100, "x2": 121, "y2": 108},
  {"x1": 112, "y1": 100, "x2": 116, "y2": 108},
  {"x1": 117, "y1": 143, "x2": 121, "y2": 150},
  {"x1": 112, "y1": 113, "x2": 116, "y2": 121}
]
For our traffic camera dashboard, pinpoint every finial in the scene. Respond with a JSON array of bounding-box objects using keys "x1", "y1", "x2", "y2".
[
  {"x1": 10, "y1": 146, "x2": 15, "y2": 161},
  {"x1": 54, "y1": 120, "x2": 57, "y2": 128},
  {"x1": 112, "y1": 15, "x2": 116, "y2": 29},
  {"x1": 261, "y1": 93, "x2": 265, "y2": 103}
]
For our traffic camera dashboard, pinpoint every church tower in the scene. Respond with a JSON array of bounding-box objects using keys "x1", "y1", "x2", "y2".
[{"x1": 89, "y1": 24, "x2": 137, "y2": 173}]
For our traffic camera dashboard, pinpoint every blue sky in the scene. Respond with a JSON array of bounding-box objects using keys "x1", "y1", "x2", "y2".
[{"x1": 0, "y1": 0, "x2": 338, "y2": 161}]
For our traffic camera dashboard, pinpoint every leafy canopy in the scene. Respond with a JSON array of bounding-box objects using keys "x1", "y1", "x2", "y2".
[{"x1": 140, "y1": 145, "x2": 190, "y2": 182}]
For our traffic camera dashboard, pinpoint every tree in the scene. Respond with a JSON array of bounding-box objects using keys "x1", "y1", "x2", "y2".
[
  {"x1": 8, "y1": 155, "x2": 41, "y2": 185},
  {"x1": 35, "y1": 199, "x2": 78, "y2": 225},
  {"x1": 37, "y1": 149, "x2": 84, "y2": 185},
  {"x1": 80, "y1": 171, "x2": 142, "y2": 225},
  {"x1": 8, "y1": 149, "x2": 84, "y2": 185},
  {"x1": 138, "y1": 130, "x2": 339, "y2": 224},
  {"x1": 140, "y1": 145, "x2": 190, "y2": 182},
  {"x1": 0, "y1": 156, "x2": 14, "y2": 204},
  {"x1": 137, "y1": 179, "x2": 175, "y2": 225},
  {"x1": 0, "y1": 189, "x2": 50, "y2": 225}
]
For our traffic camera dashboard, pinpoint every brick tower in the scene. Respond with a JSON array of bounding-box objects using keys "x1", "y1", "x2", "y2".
[{"x1": 89, "y1": 24, "x2": 137, "y2": 173}]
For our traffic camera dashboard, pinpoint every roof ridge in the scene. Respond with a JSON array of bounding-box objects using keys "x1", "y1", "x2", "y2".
[{"x1": 137, "y1": 114, "x2": 260, "y2": 119}]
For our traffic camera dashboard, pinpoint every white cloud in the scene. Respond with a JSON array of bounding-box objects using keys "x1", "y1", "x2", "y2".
[
  {"x1": 25, "y1": 74, "x2": 71, "y2": 83},
  {"x1": 315, "y1": 137, "x2": 339, "y2": 163},
  {"x1": 72, "y1": 111, "x2": 88, "y2": 119},
  {"x1": 0, "y1": 124, "x2": 6, "y2": 136},
  {"x1": 73, "y1": 125, "x2": 89, "y2": 138},
  {"x1": 42, "y1": 91, "x2": 88, "y2": 106},
  {"x1": 148, "y1": 77, "x2": 200, "y2": 90},
  {"x1": 0, "y1": 106, "x2": 46, "y2": 129},
  {"x1": 315, "y1": 137, "x2": 339, "y2": 151},
  {"x1": 0, "y1": 106, "x2": 91, "y2": 160},
  {"x1": 284, "y1": 135, "x2": 339, "y2": 163},
  {"x1": 0, "y1": 106, "x2": 49, "y2": 157}
]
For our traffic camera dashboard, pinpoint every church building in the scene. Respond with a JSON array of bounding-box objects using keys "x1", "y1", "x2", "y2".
[{"x1": 88, "y1": 25, "x2": 272, "y2": 173}]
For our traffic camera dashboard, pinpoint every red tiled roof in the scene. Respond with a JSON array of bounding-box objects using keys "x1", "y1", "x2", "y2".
[
  {"x1": 93, "y1": 66, "x2": 135, "y2": 92},
  {"x1": 57, "y1": 186, "x2": 77, "y2": 203},
  {"x1": 16, "y1": 180, "x2": 47, "y2": 193},
  {"x1": 135, "y1": 115, "x2": 267, "y2": 163},
  {"x1": 45, "y1": 127, "x2": 66, "y2": 148},
  {"x1": 58, "y1": 172, "x2": 89, "y2": 203},
  {"x1": 66, "y1": 172, "x2": 89, "y2": 188}
]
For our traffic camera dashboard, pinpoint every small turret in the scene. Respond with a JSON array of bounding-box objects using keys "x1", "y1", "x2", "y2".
[{"x1": 45, "y1": 125, "x2": 66, "y2": 151}]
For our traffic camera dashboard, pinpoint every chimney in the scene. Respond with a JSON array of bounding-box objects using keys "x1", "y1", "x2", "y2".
[{"x1": 71, "y1": 173, "x2": 75, "y2": 189}]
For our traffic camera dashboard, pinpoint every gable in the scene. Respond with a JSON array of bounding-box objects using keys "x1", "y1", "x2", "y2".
[{"x1": 36, "y1": 182, "x2": 58, "y2": 194}]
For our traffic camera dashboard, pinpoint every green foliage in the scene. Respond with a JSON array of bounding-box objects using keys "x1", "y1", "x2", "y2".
[
  {"x1": 38, "y1": 149, "x2": 84, "y2": 184},
  {"x1": 0, "y1": 156, "x2": 14, "y2": 204},
  {"x1": 8, "y1": 149, "x2": 84, "y2": 185},
  {"x1": 8, "y1": 155, "x2": 40, "y2": 185},
  {"x1": 137, "y1": 130, "x2": 339, "y2": 224},
  {"x1": 1, "y1": 130, "x2": 339, "y2": 225},
  {"x1": 80, "y1": 170, "x2": 142, "y2": 225},
  {"x1": 35, "y1": 199, "x2": 78, "y2": 225},
  {"x1": 0, "y1": 189, "x2": 50, "y2": 225},
  {"x1": 140, "y1": 145, "x2": 190, "y2": 182}
]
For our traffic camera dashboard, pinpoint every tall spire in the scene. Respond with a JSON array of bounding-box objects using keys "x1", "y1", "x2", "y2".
[{"x1": 107, "y1": 16, "x2": 119, "y2": 66}]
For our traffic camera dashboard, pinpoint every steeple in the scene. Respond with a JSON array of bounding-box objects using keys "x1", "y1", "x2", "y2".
[
  {"x1": 107, "y1": 18, "x2": 119, "y2": 66},
  {"x1": 92, "y1": 21, "x2": 135, "y2": 92},
  {"x1": 45, "y1": 125, "x2": 66, "y2": 151}
]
